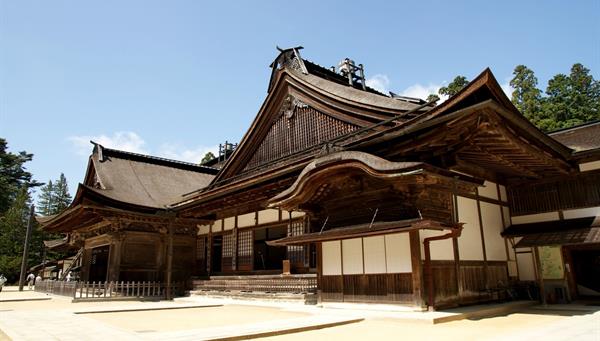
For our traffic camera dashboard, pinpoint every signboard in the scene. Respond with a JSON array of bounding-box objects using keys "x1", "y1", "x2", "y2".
[{"x1": 540, "y1": 246, "x2": 564, "y2": 280}]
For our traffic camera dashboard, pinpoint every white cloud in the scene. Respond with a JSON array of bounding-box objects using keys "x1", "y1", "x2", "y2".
[
  {"x1": 68, "y1": 131, "x2": 148, "y2": 156},
  {"x1": 157, "y1": 143, "x2": 218, "y2": 164},
  {"x1": 399, "y1": 83, "x2": 448, "y2": 102},
  {"x1": 365, "y1": 74, "x2": 390, "y2": 93},
  {"x1": 68, "y1": 131, "x2": 218, "y2": 164}
]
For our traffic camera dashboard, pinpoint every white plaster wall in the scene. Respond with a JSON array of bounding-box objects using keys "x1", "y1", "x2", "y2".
[
  {"x1": 563, "y1": 206, "x2": 600, "y2": 219},
  {"x1": 516, "y1": 250, "x2": 536, "y2": 281},
  {"x1": 223, "y1": 216, "x2": 235, "y2": 230},
  {"x1": 502, "y1": 206, "x2": 511, "y2": 228},
  {"x1": 237, "y1": 212, "x2": 256, "y2": 228},
  {"x1": 363, "y1": 236, "x2": 386, "y2": 274},
  {"x1": 579, "y1": 160, "x2": 600, "y2": 172},
  {"x1": 511, "y1": 212, "x2": 560, "y2": 224},
  {"x1": 197, "y1": 225, "x2": 210, "y2": 235},
  {"x1": 480, "y1": 202, "x2": 507, "y2": 261},
  {"x1": 420, "y1": 229, "x2": 454, "y2": 260},
  {"x1": 211, "y1": 220, "x2": 223, "y2": 232},
  {"x1": 508, "y1": 260, "x2": 518, "y2": 277},
  {"x1": 322, "y1": 241, "x2": 342, "y2": 275},
  {"x1": 385, "y1": 233, "x2": 412, "y2": 273},
  {"x1": 290, "y1": 211, "x2": 305, "y2": 219},
  {"x1": 479, "y1": 180, "x2": 498, "y2": 200},
  {"x1": 258, "y1": 209, "x2": 280, "y2": 224},
  {"x1": 499, "y1": 185, "x2": 508, "y2": 203},
  {"x1": 457, "y1": 196, "x2": 484, "y2": 260},
  {"x1": 342, "y1": 238, "x2": 364, "y2": 275}
]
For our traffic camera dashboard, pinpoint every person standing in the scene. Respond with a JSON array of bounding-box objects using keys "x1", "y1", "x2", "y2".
[{"x1": 26, "y1": 273, "x2": 35, "y2": 290}]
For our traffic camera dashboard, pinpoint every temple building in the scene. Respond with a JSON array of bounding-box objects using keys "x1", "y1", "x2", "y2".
[{"x1": 40, "y1": 47, "x2": 600, "y2": 309}]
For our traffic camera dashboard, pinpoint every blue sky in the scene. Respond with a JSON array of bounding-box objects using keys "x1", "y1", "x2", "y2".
[{"x1": 1, "y1": 0, "x2": 599, "y2": 199}]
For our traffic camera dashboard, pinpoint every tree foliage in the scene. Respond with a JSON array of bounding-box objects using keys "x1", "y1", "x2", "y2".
[
  {"x1": 438, "y1": 76, "x2": 470, "y2": 97},
  {"x1": 510, "y1": 65, "x2": 543, "y2": 126},
  {"x1": 37, "y1": 173, "x2": 72, "y2": 216},
  {"x1": 0, "y1": 138, "x2": 41, "y2": 214},
  {"x1": 201, "y1": 152, "x2": 216, "y2": 165}
]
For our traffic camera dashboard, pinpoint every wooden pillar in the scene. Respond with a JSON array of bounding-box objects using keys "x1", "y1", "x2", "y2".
[
  {"x1": 166, "y1": 218, "x2": 174, "y2": 300},
  {"x1": 409, "y1": 229, "x2": 424, "y2": 309},
  {"x1": 106, "y1": 232, "x2": 123, "y2": 282},
  {"x1": 316, "y1": 241, "x2": 323, "y2": 304},
  {"x1": 533, "y1": 246, "x2": 547, "y2": 305},
  {"x1": 475, "y1": 188, "x2": 489, "y2": 290}
]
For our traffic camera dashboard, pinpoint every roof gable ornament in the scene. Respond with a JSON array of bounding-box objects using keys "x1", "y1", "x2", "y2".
[
  {"x1": 268, "y1": 46, "x2": 309, "y2": 93},
  {"x1": 280, "y1": 94, "x2": 308, "y2": 120},
  {"x1": 337, "y1": 58, "x2": 367, "y2": 91}
]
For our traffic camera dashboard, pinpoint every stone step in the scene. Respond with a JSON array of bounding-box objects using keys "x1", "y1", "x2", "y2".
[{"x1": 189, "y1": 289, "x2": 318, "y2": 305}]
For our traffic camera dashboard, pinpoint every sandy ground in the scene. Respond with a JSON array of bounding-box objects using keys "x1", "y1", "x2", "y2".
[
  {"x1": 84, "y1": 305, "x2": 311, "y2": 332},
  {"x1": 261, "y1": 309, "x2": 585, "y2": 341},
  {"x1": 1, "y1": 286, "x2": 598, "y2": 340}
]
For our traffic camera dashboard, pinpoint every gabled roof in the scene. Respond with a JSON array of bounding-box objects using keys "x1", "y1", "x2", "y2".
[
  {"x1": 82, "y1": 143, "x2": 218, "y2": 209},
  {"x1": 203, "y1": 48, "x2": 432, "y2": 189},
  {"x1": 549, "y1": 120, "x2": 600, "y2": 152}
]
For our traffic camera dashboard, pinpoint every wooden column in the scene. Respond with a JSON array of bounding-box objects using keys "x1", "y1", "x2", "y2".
[
  {"x1": 316, "y1": 241, "x2": 323, "y2": 304},
  {"x1": 106, "y1": 232, "x2": 123, "y2": 282},
  {"x1": 533, "y1": 246, "x2": 547, "y2": 305},
  {"x1": 475, "y1": 188, "x2": 489, "y2": 290},
  {"x1": 166, "y1": 218, "x2": 174, "y2": 300},
  {"x1": 409, "y1": 229, "x2": 424, "y2": 309}
]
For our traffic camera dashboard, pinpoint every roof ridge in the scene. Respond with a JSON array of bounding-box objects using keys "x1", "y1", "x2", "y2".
[
  {"x1": 548, "y1": 119, "x2": 600, "y2": 135},
  {"x1": 95, "y1": 144, "x2": 219, "y2": 174}
]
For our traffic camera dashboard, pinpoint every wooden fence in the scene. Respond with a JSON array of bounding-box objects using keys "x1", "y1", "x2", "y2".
[
  {"x1": 192, "y1": 275, "x2": 317, "y2": 293},
  {"x1": 35, "y1": 280, "x2": 184, "y2": 301}
]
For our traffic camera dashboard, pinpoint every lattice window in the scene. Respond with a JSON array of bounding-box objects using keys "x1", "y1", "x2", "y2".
[
  {"x1": 222, "y1": 232, "x2": 233, "y2": 258},
  {"x1": 243, "y1": 106, "x2": 358, "y2": 171},
  {"x1": 237, "y1": 230, "x2": 253, "y2": 269},
  {"x1": 196, "y1": 237, "x2": 206, "y2": 260},
  {"x1": 287, "y1": 219, "x2": 306, "y2": 266}
]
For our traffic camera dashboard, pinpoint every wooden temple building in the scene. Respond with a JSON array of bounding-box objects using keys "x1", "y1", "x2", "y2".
[{"x1": 40, "y1": 47, "x2": 600, "y2": 309}]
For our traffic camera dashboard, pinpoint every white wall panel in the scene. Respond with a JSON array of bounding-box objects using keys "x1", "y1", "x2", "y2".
[
  {"x1": 499, "y1": 185, "x2": 508, "y2": 202},
  {"x1": 420, "y1": 229, "x2": 454, "y2": 260},
  {"x1": 579, "y1": 160, "x2": 600, "y2": 172},
  {"x1": 290, "y1": 211, "x2": 305, "y2": 219},
  {"x1": 363, "y1": 236, "x2": 386, "y2": 274},
  {"x1": 563, "y1": 206, "x2": 600, "y2": 219},
  {"x1": 322, "y1": 241, "x2": 342, "y2": 275},
  {"x1": 237, "y1": 212, "x2": 256, "y2": 228},
  {"x1": 223, "y1": 217, "x2": 235, "y2": 230},
  {"x1": 342, "y1": 238, "x2": 364, "y2": 274},
  {"x1": 197, "y1": 225, "x2": 210, "y2": 235},
  {"x1": 258, "y1": 209, "x2": 280, "y2": 224},
  {"x1": 502, "y1": 206, "x2": 511, "y2": 228},
  {"x1": 385, "y1": 233, "x2": 412, "y2": 273},
  {"x1": 457, "y1": 196, "x2": 484, "y2": 260},
  {"x1": 516, "y1": 251, "x2": 536, "y2": 281},
  {"x1": 479, "y1": 180, "x2": 498, "y2": 200},
  {"x1": 511, "y1": 212, "x2": 560, "y2": 224},
  {"x1": 480, "y1": 202, "x2": 507, "y2": 261},
  {"x1": 211, "y1": 220, "x2": 222, "y2": 232}
]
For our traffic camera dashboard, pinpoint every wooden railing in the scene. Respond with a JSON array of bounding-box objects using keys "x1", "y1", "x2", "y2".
[
  {"x1": 35, "y1": 280, "x2": 184, "y2": 301},
  {"x1": 193, "y1": 275, "x2": 317, "y2": 294},
  {"x1": 35, "y1": 280, "x2": 78, "y2": 297}
]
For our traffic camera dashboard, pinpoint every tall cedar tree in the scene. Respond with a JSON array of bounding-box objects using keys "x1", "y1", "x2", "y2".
[
  {"x1": 37, "y1": 180, "x2": 54, "y2": 216},
  {"x1": 0, "y1": 138, "x2": 41, "y2": 214},
  {"x1": 0, "y1": 187, "x2": 45, "y2": 283},
  {"x1": 541, "y1": 63, "x2": 600, "y2": 131},
  {"x1": 201, "y1": 152, "x2": 216, "y2": 165},
  {"x1": 510, "y1": 65, "x2": 543, "y2": 127},
  {"x1": 52, "y1": 173, "x2": 72, "y2": 213}
]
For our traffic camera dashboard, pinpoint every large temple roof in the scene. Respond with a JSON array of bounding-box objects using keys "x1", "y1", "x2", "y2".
[{"x1": 83, "y1": 143, "x2": 218, "y2": 209}]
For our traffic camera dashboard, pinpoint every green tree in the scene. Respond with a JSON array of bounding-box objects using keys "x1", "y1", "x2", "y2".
[
  {"x1": 542, "y1": 63, "x2": 600, "y2": 131},
  {"x1": 439, "y1": 76, "x2": 470, "y2": 97},
  {"x1": 0, "y1": 138, "x2": 41, "y2": 214},
  {"x1": 426, "y1": 94, "x2": 440, "y2": 104},
  {"x1": 52, "y1": 173, "x2": 71, "y2": 213},
  {"x1": 201, "y1": 152, "x2": 216, "y2": 165},
  {"x1": 37, "y1": 180, "x2": 55, "y2": 216},
  {"x1": 0, "y1": 187, "x2": 45, "y2": 283},
  {"x1": 510, "y1": 65, "x2": 543, "y2": 126}
]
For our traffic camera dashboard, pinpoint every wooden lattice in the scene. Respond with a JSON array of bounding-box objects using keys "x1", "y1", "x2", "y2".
[{"x1": 244, "y1": 106, "x2": 358, "y2": 171}]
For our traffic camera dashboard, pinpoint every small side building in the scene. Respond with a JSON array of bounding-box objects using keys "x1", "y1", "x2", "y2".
[{"x1": 39, "y1": 143, "x2": 218, "y2": 283}]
